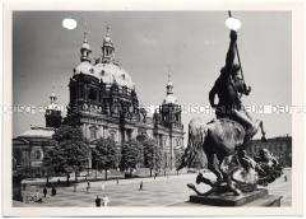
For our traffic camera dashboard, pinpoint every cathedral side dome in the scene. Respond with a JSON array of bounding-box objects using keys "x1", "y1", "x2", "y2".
[
  {"x1": 46, "y1": 92, "x2": 61, "y2": 111},
  {"x1": 163, "y1": 94, "x2": 178, "y2": 104},
  {"x1": 75, "y1": 62, "x2": 94, "y2": 75},
  {"x1": 82, "y1": 41, "x2": 91, "y2": 51}
]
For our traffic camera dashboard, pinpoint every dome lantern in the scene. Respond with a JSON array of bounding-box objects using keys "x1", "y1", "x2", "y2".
[
  {"x1": 45, "y1": 91, "x2": 62, "y2": 128},
  {"x1": 166, "y1": 71, "x2": 174, "y2": 95},
  {"x1": 80, "y1": 31, "x2": 92, "y2": 63},
  {"x1": 75, "y1": 32, "x2": 94, "y2": 75},
  {"x1": 101, "y1": 25, "x2": 115, "y2": 63},
  {"x1": 163, "y1": 71, "x2": 178, "y2": 105}
]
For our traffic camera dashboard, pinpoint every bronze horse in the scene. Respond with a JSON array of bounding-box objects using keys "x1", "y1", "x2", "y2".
[{"x1": 178, "y1": 117, "x2": 266, "y2": 195}]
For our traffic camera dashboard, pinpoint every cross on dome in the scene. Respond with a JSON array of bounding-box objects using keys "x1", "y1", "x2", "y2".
[
  {"x1": 83, "y1": 31, "x2": 88, "y2": 43},
  {"x1": 106, "y1": 24, "x2": 111, "y2": 37},
  {"x1": 80, "y1": 31, "x2": 92, "y2": 63},
  {"x1": 103, "y1": 24, "x2": 113, "y2": 44}
]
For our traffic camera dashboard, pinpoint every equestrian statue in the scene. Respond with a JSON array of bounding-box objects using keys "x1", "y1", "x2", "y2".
[{"x1": 177, "y1": 29, "x2": 282, "y2": 196}]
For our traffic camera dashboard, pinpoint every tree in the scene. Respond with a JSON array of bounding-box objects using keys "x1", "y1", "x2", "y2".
[
  {"x1": 42, "y1": 147, "x2": 60, "y2": 184},
  {"x1": 143, "y1": 138, "x2": 162, "y2": 177},
  {"x1": 92, "y1": 137, "x2": 120, "y2": 180},
  {"x1": 175, "y1": 147, "x2": 185, "y2": 174},
  {"x1": 43, "y1": 125, "x2": 89, "y2": 183},
  {"x1": 120, "y1": 139, "x2": 143, "y2": 176}
]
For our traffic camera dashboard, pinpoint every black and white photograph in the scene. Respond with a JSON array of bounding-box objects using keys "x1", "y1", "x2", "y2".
[{"x1": 1, "y1": 0, "x2": 304, "y2": 217}]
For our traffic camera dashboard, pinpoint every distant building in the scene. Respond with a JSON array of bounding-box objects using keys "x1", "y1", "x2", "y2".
[
  {"x1": 246, "y1": 136, "x2": 292, "y2": 167},
  {"x1": 13, "y1": 26, "x2": 185, "y2": 176},
  {"x1": 13, "y1": 93, "x2": 60, "y2": 177}
]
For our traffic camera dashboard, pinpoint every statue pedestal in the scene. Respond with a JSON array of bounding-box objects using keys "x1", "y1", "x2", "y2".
[{"x1": 189, "y1": 188, "x2": 281, "y2": 206}]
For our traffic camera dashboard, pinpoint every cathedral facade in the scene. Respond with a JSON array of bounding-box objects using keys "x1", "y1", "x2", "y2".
[
  {"x1": 66, "y1": 28, "x2": 185, "y2": 170},
  {"x1": 13, "y1": 27, "x2": 185, "y2": 174}
]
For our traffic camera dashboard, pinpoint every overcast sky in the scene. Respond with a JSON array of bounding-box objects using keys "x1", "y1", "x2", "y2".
[{"x1": 13, "y1": 11, "x2": 291, "y2": 139}]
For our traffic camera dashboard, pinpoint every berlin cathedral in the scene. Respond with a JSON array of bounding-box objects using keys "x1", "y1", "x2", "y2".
[{"x1": 13, "y1": 26, "x2": 185, "y2": 176}]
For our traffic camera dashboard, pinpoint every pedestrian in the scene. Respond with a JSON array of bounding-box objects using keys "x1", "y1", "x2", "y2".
[
  {"x1": 66, "y1": 174, "x2": 70, "y2": 186},
  {"x1": 87, "y1": 180, "x2": 91, "y2": 189},
  {"x1": 139, "y1": 181, "x2": 143, "y2": 191},
  {"x1": 95, "y1": 195, "x2": 101, "y2": 207},
  {"x1": 51, "y1": 186, "x2": 57, "y2": 196},
  {"x1": 101, "y1": 182, "x2": 105, "y2": 192},
  {"x1": 35, "y1": 189, "x2": 40, "y2": 201},
  {"x1": 284, "y1": 175, "x2": 288, "y2": 182},
  {"x1": 73, "y1": 183, "x2": 77, "y2": 192},
  {"x1": 43, "y1": 186, "x2": 47, "y2": 198},
  {"x1": 102, "y1": 194, "x2": 110, "y2": 206},
  {"x1": 57, "y1": 178, "x2": 61, "y2": 186}
]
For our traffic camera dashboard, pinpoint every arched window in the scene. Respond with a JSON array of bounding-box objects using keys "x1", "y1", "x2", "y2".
[
  {"x1": 31, "y1": 149, "x2": 43, "y2": 160},
  {"x1": 176, "y1": 113, "x2": 180, "y2": 122},
  {"x1": 88, "y1": 88, "x2": 97, "y2": 101},
  {"x1": 109, "y1": 130, "x2": 117, "y2": 141},
  {"x1": 89, "y1": 126, "x2": 98, "y2": 140}
]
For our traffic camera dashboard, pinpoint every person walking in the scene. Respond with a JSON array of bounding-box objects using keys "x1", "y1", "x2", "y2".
[
  {"x1": 51, "y1": 186, "x2": 57, "y2": 196},
  {"x1": 43, "y1": 186, "x2": 47, "y2": 198},
  {"x1": 35, "y1": 189, "x2": 41, "y2": 201},
  {"x1": 102, "y1": 194, "x2": 110, "y2": 206},
  {"x1": 73, "y1": 183, "x2": 77, "y2": 192},
  {"x1": 101, "y1": 182, "x2": 106, "y2": 192},
  {"x1": 95, "y1": 195, "x2": 101, "y2": 207},
  {"x1": 139, "y1": 181, "x2": 143, "y2": 191}
]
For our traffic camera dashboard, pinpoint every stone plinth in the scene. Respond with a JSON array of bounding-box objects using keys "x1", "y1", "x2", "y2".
[{"x1": 189, "y1": 188, "x2": 270, "y2": 206}]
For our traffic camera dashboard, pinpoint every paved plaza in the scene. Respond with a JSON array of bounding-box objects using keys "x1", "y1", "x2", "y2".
[{"x1": 15, "y1": 169, "x2": 292, "y2": 207}]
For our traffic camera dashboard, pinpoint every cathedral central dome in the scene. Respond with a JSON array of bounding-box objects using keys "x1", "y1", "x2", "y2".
[
  {"x1": 94, "y1": 62, "x2": 135, "y2": 89},
  {"x1": 74, "y1": 28, "x2": 135, "y2": 90},
  {"x1": 74, "y1": 62, "x2": 135, "y2": 89}
]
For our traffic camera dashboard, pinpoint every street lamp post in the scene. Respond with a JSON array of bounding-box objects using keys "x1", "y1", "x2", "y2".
[{"x1": 225, "y1": 11, "x2": 244, "y2": 82}]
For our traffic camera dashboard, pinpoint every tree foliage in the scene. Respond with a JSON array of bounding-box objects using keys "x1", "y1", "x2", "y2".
[
  {"x1": 175, "y1": 147, "x2": 185, "y2": 171},
  {"x1": 92, "y1": 137, "x2": 120, "y2": 180},
  {"x1": 43, "y1": 125, "x2": 89, "y2": 180},
  {"x1": 120, "y1": 139, "x2": 143, "y2": 172},
  {"x1": 42, "y1": 147, "x2": 60, "y2": 176},
  {"x1": 143, "y1": 138, "x2": 162, "y2": 174}
]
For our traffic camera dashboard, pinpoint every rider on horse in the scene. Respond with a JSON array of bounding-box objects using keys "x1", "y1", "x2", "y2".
[{"x1": 209, "y1": 30, "x2": 257, "y2": 141}]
